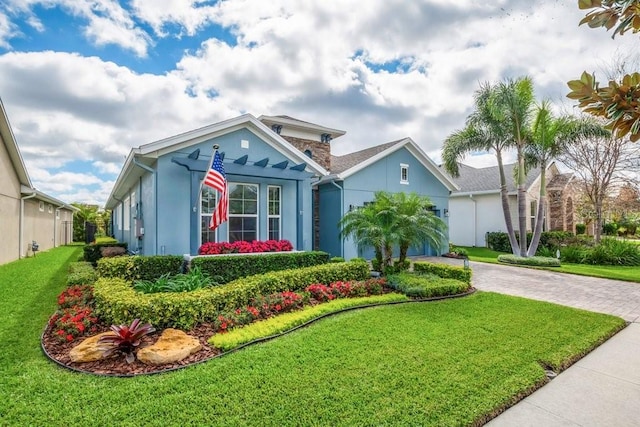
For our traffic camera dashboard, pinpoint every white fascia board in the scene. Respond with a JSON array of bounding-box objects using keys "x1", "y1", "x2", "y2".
[
  {"x1": 450, "y1": 190, "x2": 501, "y2": 197},
  {"x1": 0, "y1": 98, "x2": 32, "y2": 187},
  {"x1": 22, "y1": 186, "x2": 78, "y2": 210},
  {"x1": 105, "y1": 149, "x2": 142, "y2": 209},
  {"x1": 258, "y1": 115, "x2": 346, "y2": 138}
]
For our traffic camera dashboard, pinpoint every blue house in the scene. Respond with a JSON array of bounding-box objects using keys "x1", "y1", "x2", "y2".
[
  {"x1": 106, "y1": 114, "x2": 457, "y2": 259},
  {"x1": 316, "y1": 138, "x2": 458, "y2": 259}
]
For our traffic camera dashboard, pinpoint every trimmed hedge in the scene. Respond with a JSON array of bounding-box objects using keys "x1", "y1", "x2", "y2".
[
  {"x1": 190, "y1": 251, "x2": 330, "y2": 284},
  {"x1": 486, "y1": 231, "x2": 575, "y2": 254},
  {"x1": 97, "y1": 255, "x2": 185, "y2": 281},
  {"x1": 67, "y1": 262, "x2": 97, "y2": 286},
  {"x1": 497, "y1": 254, "x2": 561, "y2": 267},
  {"x1": 388, "y1": 272, "x2": 470, "y2": 298},
  {"x1": 413, "y1": 261, "x2": 472, "y2": 284},
  {"x1": 83, "y1": 242, "x2": 128, "y2": 265},
  {"x1": 93, "y1": 261, "x2": 370, "y2": 329},
  {"x1": 210, "y1": 293, "x2": 409, "y2": 351}
]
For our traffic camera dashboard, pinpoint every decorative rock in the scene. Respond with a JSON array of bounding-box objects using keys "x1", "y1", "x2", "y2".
[
  {"x1": 69, "y1": 332, "x2": 117, "y2": 363},
  {"x1": 137, "y1": 329, "x2": 202, "y2": 365}
]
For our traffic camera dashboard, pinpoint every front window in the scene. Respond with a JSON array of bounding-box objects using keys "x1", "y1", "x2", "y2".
[
  {"x1": 200, "y1": 186, "x2": 218, "y2": 244},
  {"x1": 268, "y1": 186, "x2": 281, "y2": 240},
  {"x1": 228, "y1": 183, "x2": 258, "y2": 242}
]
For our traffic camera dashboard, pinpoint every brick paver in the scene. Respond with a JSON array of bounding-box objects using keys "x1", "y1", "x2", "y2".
[{"x1": 413, "y1": 257, "x2": 640, "y2": 323}]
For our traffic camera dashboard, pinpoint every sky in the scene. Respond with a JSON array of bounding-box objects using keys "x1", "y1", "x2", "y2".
[{"x1": 0, "y1": 0, "x2": 636, "y2": 207}]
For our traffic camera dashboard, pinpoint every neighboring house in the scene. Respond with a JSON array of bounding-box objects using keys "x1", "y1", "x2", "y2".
[
  {"x1": 0, "y1": 98, "x2": 77, "y2": 265},
  {"x1": 316, "y1": 138, "x2": 458, "y2": 259},
  {"x1": 448, "y1": 162, "x2": 577, "y2": 247},
  {"x1": 106, "y1": 114, "x2": 456, "y2": 259}
]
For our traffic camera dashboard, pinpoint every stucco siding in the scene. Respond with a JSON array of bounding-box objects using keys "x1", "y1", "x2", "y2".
[{"x1": 0, "y1": 133, "x2": 21, "y2": 264}]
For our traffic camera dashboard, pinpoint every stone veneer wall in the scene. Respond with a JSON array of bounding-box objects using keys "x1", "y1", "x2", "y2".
[
  {"x1": 548, "y1": 189, "x2": 566, "y2": 231},
  {"x1": 280, "y1": 136, "x2": 331, "y2": 171}
]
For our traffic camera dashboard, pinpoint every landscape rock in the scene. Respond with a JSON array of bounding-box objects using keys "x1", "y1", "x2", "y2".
[
  {"x1": 137, "y1": 328, "x2": 202, "y2": 365},
  {"x1": 69, "y1": 332, "x2": 117, "y2": 363}
]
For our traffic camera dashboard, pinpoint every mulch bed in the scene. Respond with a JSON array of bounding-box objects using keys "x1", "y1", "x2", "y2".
[{"x1": 42, "y1": 322, "x2": 222, "y2": 376}]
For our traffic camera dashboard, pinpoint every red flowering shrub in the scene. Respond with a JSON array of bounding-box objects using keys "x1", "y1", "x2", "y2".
[
  {"x1": 306, "y1": 278, "x2": 387, "y2": 302},
  {"x1": 49, "y1": 305, "x2": 100, "y2": 342},
  {"x1": 198, "y1": 239, "x2": 293, "y2": 255},
  {"x1": 57, "y1": 285, "x2": 94, "y2": 309}
]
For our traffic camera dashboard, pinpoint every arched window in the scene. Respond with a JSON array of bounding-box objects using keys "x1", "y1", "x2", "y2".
[{"x1": 304, "y1": 149, "x2": 313, "y2": 159}]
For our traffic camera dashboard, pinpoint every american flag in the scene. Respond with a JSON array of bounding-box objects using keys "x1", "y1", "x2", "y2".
[{"x1": 203, "y1": 151, "x2": 228, "y2": 230}]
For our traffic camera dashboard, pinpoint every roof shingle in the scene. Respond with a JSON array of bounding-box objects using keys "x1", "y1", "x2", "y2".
[{"x1": 330, "y1": 140, "x2": 404, "y2": 174}]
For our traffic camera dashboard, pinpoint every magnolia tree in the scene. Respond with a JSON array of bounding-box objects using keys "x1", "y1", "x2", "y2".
[{"x1": 567, "y1": 0, "x2": 640, "y2": 141}]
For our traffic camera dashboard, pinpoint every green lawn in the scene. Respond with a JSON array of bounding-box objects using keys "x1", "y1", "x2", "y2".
[
  {"x1": 461, "y1": 246, "x2": 640, "y2": 283},
  {"x1": 0, "y1": 246, "x2": 625, "y2": 426}
]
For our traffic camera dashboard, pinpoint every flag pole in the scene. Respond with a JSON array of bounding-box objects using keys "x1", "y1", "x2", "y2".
[{"x1": 195, "y1": 144, "x2": 220, "y2": 211}]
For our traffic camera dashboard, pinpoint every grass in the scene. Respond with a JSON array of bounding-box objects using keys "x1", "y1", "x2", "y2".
[
  {"x1": 0, "y1": 246, "x2": 625, "y2": 426},
  {"x1": 461, "y1": 246, "x2": 640, "y2": 283}
]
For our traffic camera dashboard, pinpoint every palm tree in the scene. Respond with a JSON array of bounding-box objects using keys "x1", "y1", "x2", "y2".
[
  {"x1": 524, "y1": 103, "x2": 609, "y2": 256},
  {"x1": 496, "y1": 77, "x2": 535, "y2": 256},
  {"x1": 442, "y1": 81, "x2": 520, "y2": 255},
  {"x1": 392, "y1": 192, "x2": 447, "y2": 264}
]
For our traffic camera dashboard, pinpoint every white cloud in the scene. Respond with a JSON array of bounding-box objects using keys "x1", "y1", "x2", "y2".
[
  {"x1": 0, "y1": 11, "x2": 19, "y2": 48},
  {"x1": 1, "y1": 0, "x2": 638, "y2": 206}
]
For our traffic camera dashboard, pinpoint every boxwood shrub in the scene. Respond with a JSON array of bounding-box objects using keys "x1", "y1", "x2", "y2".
[
  {"x1": 83, "y1": 242, "x2": 128, "y2": 265},
  {"x1": 190, "y1": 251, "x2": 330, "y2": 284},
  {"x1": 67, "y1": 261, "x2": 97, "y2": 286},
  {"x1": 97, "y1": 255, "x2": 185, "y2": 281},
  {"x1": 387, "y1": 272, "x2": 470, "y2": 298},
  {"x1": 413, "y1": 261, "x2": 472, "y2": 284},
  {"x1": 93, "y1": 260, "x2": 370, "y2": 328},
  {"x1": 497, "y1": 254, "x2": 561, "y2": 267}
]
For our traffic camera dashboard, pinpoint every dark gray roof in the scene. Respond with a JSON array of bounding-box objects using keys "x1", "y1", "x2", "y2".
[
  {"x1": 330, "y1": 139, "x2": 404, "y2": 174},
  {"x1": 449, "y1": 163, "x2": 539, "y2": 193}
]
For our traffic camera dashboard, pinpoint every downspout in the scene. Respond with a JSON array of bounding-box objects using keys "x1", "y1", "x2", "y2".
[
  {"x1": 20, "y1": 192, "x2": 37, "y2": 258},
  {"x1": 329, "y1": 179, "x2": 344, "y2": 258},
  {"x1": 469, "y1": 194, "x2": 477, "y2": 247},
  {"x1": 132, "y1": 158, "x2": 157, "y2": 255},
  {"x1": 54, "y1": 204, "x2": 65, "y2": 248}
]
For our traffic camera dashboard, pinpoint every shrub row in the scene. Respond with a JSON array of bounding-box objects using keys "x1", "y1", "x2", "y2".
[
  {"x1": 67, "y1": 261, "x2": 97, "y2": 286},
  {"x1": 93, "y1": 260, "x2": 370, "y2": 329},
  {"x1": 97, "y1": 255, "x2": 185, "y2": 281},
  {"x1": 83, "y1": 242, "x2": 128, "y2": 264},
  {"x1": 560, "y1": 238, "x2": 640, "y2": 266},
  {"x1": 486, "y1": 231, "x2": 575, "y2": 253},
  {"x1": 497, "y1": 255, "x2": 561, "y2": 267},
  {"x1": 198, "y1": 239, "x2": 293, "y2": 255},
  {"x1": 210, "y1": 293, "x2": 409, "y2": 352},
  {"x1": 190, "y1": 251, "x2": 330, "y2": 284},
  {"x1": 387, "y1": 272, "x2": 470, "y2": 298},
  {"x1": 413, "y1": 261, "x2": 472, "y2": 284}
]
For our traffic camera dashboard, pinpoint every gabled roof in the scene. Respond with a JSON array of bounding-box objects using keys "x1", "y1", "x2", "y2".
[
  {"x1": 0, "y1": 98, "x2": 31, "y2": 188},
  {"x1": 107, "y1": 114, "x2": 330, "y2": 208},
  {"x1": 258, "y1": 115, "x2": 346, "y2": 139},
  {"x1": 449, "y1": 163, "x2": 540, "y2": 196},
  {"x1": 547, "y1": 172, "x2": 573, "y2": 190},
  {"x1": 1, "y1": 98, "x2": 77, "y2": 211},
  {"x1": 321, "y1": 138, "x2": 458, "y2": 191}
]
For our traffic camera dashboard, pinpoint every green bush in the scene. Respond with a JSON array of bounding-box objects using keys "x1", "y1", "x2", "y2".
[
  {"x1": 330, "y1": 257, "x2": 346, "y2": 263},
  {"x1": 93, "y1": 261, "x2": 370, "y2": 329},
  {"x1": 497, "y1": 255, "x2": 561, "y2": 267},
  {"x1": 67, "y1": 262, "x2": 97, "y2": 286},
  {"x1": 210, "y1": 293, "x2": 409, "y2": 351},
  {"x1": 83, "y1": 242, "x2": 128, "y2": 265},
  {"x1": 560, "y1": 245, "x2": 587, "y2": 263},
  {"x1": 413, "y1": 261, "x2": 472, "y2": 284},
  {"x1": 575, "y1": 223, "x2": 586, "y2": 235},
  {"x1": 486, "y1": 231, "x2": 575, "y2": 253},
  {"x1": 582, "y1": 238, "x2": 640, "y2": 266},
  {"x1": 133, "y1": 267, "x2": 219, "y2": 294},
  {"x1": 97, "y1": 255, "x2": 184, "y2": 281},
  {"x1": 190, "y1": 251, "x2": 330, "y2": 284},
  {"x1": 387, "y1": 272, "x2": 470, "y2": 298},
  {"x1": 95, "y1": 237, "x2": 118, "y2": 244}
]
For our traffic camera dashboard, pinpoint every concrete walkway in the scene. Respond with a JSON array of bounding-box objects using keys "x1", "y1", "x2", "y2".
[{"x1": 414, "y1": 257, "x2": 640, "y2": 426}]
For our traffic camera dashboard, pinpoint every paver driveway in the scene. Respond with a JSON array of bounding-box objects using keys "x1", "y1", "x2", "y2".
[{"x1": 416, "y1": 257, "x2": 640, "y2": 322}]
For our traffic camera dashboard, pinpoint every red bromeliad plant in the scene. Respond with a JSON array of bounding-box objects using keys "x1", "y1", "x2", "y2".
[
  {"x1": 98, "y1": 319, "x2": 156, "y2": 363},
  {"x1": 198, "y1": 239, "x2": 293, "y2": 255}
]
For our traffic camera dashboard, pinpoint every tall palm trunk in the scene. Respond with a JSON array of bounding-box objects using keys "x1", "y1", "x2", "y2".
[
  {"x1": 517, "y1": 147, "x2": 528, "y2": 256},
  {"x1": 497, "y1": 152, "x2": 520, "y2": 255},
  {"x1": 527, "y1": 162, "x2": 547, "y2": 257}
]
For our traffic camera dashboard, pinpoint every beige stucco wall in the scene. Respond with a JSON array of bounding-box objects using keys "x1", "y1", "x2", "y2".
[{"x1": 0, "y1": 133, "x2": 22, "y2": 264}]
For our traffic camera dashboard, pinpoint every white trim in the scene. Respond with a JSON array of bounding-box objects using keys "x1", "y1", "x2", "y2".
[
  {"x1": 450, "y1": 189, "x2": 501, "y2": 197},
  {"x1": 258, "y1": 115, "x2": 346, "y2": 138},
  {"x1": 400, "y1": 163, "x2": 409, "y2": 185}
]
